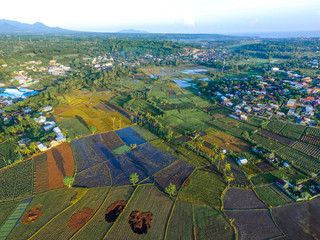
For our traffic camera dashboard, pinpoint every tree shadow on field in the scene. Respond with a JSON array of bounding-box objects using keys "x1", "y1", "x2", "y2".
[
  {"x1": 75, "y1": 115, "x2": 90, "y2": 131},
  {"x1": 52, "y1": 149, "x2": 66, "y2": 177}
]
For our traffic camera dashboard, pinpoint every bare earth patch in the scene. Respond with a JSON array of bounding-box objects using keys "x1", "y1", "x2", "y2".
[
  {"x1": 22, "y1": 206, "x2": 43, "y2": 224},
  {"x1": 128, "y1": 211, "x2": 153, "y2": 234},
  {"x1": 105, "y1": 200, "x2": 127, "y2": 222},
  {"x1": 67, "y1": 208, "x2": 95, "y2": 231}
]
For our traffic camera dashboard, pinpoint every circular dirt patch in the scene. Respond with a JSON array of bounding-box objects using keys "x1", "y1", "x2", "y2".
[
  {"x1": 105, "y1": 200, "x2": 127, "y2": 222},
  {"x1": 128, "y1": 210, "x2": 153, "y2": 234},
  {"x1": 67, "y1": 208, "x2": 95, "y2": 231},
  {"x1": 22, "y1": 206, "x2": 43, "y2": 224}
]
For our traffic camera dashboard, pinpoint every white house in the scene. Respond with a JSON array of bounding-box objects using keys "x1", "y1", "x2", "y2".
[
  {"x1": 37, "y1": 143, "x2": 47, "y2": 152},
  {"x1": 42, "y1": 106, "x2": 53, "y2": 112},
  {"x1": 237, "y1": 158, "x2": 248, "y2": 165}
]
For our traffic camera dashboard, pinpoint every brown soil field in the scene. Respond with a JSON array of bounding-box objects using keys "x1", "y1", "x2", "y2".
[
  {"x1": 101, "y1": 131, "x2": 125, "y2": 150},
  {"x1": 34, "y1": 154, "x2": 49, "y2": 194},
  {"x1": 255, "y1": 161, "x2": 276, "y2": 172},
  {"x1": 259, "y1": 129, "x2": 295, "y2": 145},
  {"x1": 105, "y1": 200, "x2": 127, "y2": 222},
  {"x1": 272, "y1": 198, "x2": 320, "y2": 240},
  {"x1": 223, "y1": 188, "x2": 266, "y2": 210},
  {"x1": 204, "y1": 131, "x2": 250, "y2": 152},
  {"x1": 128, "y1": 211, "x2": 153, "y2": 235},
  {"x1": 22, "y1": 206, "x2": 43, "y2": 224},
  {"x1": 225, "y1": 209, "x2": 283, "y2": 240},
  {"x1": 67, "y1": 207, "x2": 95, "y2": 231},
  {"x1": 47, "y1": 143, "x2": 75, "y2": 190}
]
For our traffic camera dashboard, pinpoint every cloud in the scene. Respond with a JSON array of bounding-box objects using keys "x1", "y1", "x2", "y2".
[
  {"x1": 251, "y1": 18, "x2": 259, "y2": 26},
  {"x1": 184, "y1": 14, "x2": 196, "y2": 27}
]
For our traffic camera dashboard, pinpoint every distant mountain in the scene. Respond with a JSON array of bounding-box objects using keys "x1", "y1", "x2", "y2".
[
  {"x1": 118, "y1": 29, "x2": 149, "y2": 34},
  {"x1": 230, "y1": 31, "x2": 320, "y2": 38},
  {"x1": 0, "y1": 19, "x2": 75, "y2": 34}
]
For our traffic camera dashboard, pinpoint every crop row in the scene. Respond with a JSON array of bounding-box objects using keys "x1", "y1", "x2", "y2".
[
  {"x1": 291, "y1": 141, "x2": 320, "y2": 159},
  {"x1": 265, "y1": 121, "x2": 286, "y2": 133},
  {"x1": 306, "y1": 127, "x2": 320, "y2": 138},
  {"x1": 280, "y1": 124, "x2": 306, "y2": 140},
  {"x1": 250, "y1": 133, "x2": 284, "y2": 152},
  {"x1": 301, "y1": 134, "x2": 320, "y2": 146}
]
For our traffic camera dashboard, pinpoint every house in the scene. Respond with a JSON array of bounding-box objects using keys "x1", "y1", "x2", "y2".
[
  {"x1": 43, "y1": 121, "x2": 56, "y2": 131},
  {"x1": 42, "y1": 106, "x2": 52, "y2": 112},
  {"x1": 286, "y1": 99, "x2": 296, "y2": 108},
  {"x1": 283, "y1": 162, "x2": 290, "y2": 167},
  {"x1": 34, "y1": 116, "x2": 46, "y2": 124},
  {"x1": 37, "y1": 143, "x2": 48, "y2": 152},
  {"x1": 237, "y1": 158, "x2": 248, "y2": 165},
  {"x1": 276, "y1": 111, "x2": 286, "y2": 117},
  {"x1": 240, "y1": 114, "x2": 248, "y2": 121}
]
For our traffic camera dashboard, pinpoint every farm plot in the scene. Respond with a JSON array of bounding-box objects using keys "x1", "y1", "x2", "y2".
[
  {"x1": 33, "y1": 154, "x2": 49, "y2": 194},
  {"x1": 154, "y1": 160, "x2": 195, "y2": 191},
  {"x1": 100, "y1": 131, "x2": 125, "y2": 150},
  {"x1": 126, "y1": 143, "x2": 178, "y2": 176},
  {"x1": 71, "y1": 186, "x2": 134, "y2": 240},
  {"x1": 254, "y1": 186, "x2": 290, "y2": 207},
  {"x1": 179, "y1": 170, "x2": 225, "y2": 208},
  {"x1": 73, "y1": 163, "x2": 111, "y2": 188},
  {"x1": 251, "y1": 173, "x2": 278, "y2": 186},
  {"x1": 224, "y1": 209, "x2": 283, "y2": 240},
  {"x1": 0, "y1": 198, "x2": 33, "y2": 240},
  {"x1": 255, "y1": 161, "x2": 275, "y2": 172},
  {"x1": 272, "y1": 198, "x2": 320, "y2": 240},
  {"x1": 113, "y1": 145, "x2": 132, "y2": 155},
  {"x1": 301, "y1": 134, "x2": 320, "y2": 146},
  {"x1": 203, "y1": 131, "x2": 250, "y2": 152},
  {"x1": 223, "y1": 188, "x2": 266, "y2": 210},
  {"x1": 130, "y1": 125, "x2": 158, "y2": 141},
  {"x1": 105, "y1": 185, "x2": 174, "y2": 240},
  {"x1": 166, "y1": 200, "x2": 194, "y2": 240},
  {"x1": 306, "y1": 127, "x2": 320, "y2": 138},
  {"x1": 31, "y1": 187, "x2": 110, "y2": 240},
  {"x1": 116, "y1": 127, "x2": 147, "y2": 146},
  {"x1": 291, "y1": 141, "x2": 320, "y2": 159},
  {"x1": 0, "y1": 160, "x2": 33, "y2": 202},
  {"x1": 0, "y1": 142, "x2": 17, "y2": 169},
  {"x1": 194, "y1": 205, "x2": 233, "y2": 240},
  {"x1": 258, "y1": 129, "x2": 295, "y2": 145},
  {"x1": 106, "y1": 155, "x2": 150, "y2": 186},
  {"x1": 8, "y1": 188, "x2": 79, "y2": 240},
  {"x1": 280, "y1": 123, "x2": 306, "y2": 140},
  {"x1": 250, "y1": 133, "x2": 284, "y2": 152},
  {"x1": 47, "y1": 143, "x2": 75, "y2": 190},
  {"x1": 72, "y1": 137, "x2": 115, "y2": 172},
  {"x1": 276, "y1": 147, "x2": 320, "y2": 174},
  {"x1": 0, "y1": 201, "x2": 20, "y2": 227},
  {"x1": 57, "y1": 118, "x2": 91, "y2": 139},
  {"x1": 227, "y1": 158, "x2": 251, "y2": 188},
  {"x1": 265, "y1": 121, "x2": 286, "y2": 133}
]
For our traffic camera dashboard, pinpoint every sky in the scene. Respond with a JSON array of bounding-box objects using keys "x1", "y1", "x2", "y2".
[{"x1": 1, "y1": 0, "x2": 320, "y2": 34}]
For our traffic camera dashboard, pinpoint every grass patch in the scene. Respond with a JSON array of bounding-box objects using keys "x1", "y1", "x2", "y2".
[{"x1": 113, "y1": 145, "x2": 132, "y2": 155}]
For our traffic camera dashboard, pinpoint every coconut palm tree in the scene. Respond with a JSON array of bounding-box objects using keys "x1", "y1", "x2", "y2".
[{"x1": 112, "y1": 117, "x2": 116, "y2": 130}]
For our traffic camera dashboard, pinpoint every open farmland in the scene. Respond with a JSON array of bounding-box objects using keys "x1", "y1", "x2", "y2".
[
  {"x1": 250, "y1": 133, "x2": 284, "y2": 152},
  {"x1": 254, "y1": 186, "x2": 291, "y2": 207},
  {"x1": 0, "y1": 201, "x2": 20, "y2": 227},
  {"x1": 30, "y1": 187, "x2": 110, "y2": 240},
  {"x1": 106, "y1": 155, "x2": 150, "y2": 186},
  {"x1": 276, "y1": 146, "x2": 320, "y2": 174},
  {"x1": 225, "y1": 209, "x2": 283, "y2": 240},
  {"x1": 265, "y1": 121, "x2": 286, "y2": 133},
  {"x1": 73, "y1": 163, "x2": 111, "y2": 188},
  {"x1": 223, "y1": 188, "x2": 265, "y2": 210},
  {"x1": 194, "y1": 205, "x2": 233, "y2": 240},
  {"x1": 115, "y1": 127, "x2": 147, "y2": 146},
  {"x1": 279, "y1": 123, "x2": 306, "y2": 140},
  {"x1": 291, "y1": 141, "x2": 320, "y2": 159},
  {"x1": 203, "y1": 131, "x2": 250, "y2": 152},
  {"x1": 33, "y1": 154, "x2": 49, "y2": 194},
  {"x1": 47, "y1": 143, "x2": 75, "y2": 190},
  {"x1": 258, "y1": 129, "x2": 295, "y2": 145},
  {"x1": 105, "y1": 185, "x2": 174, "y2": 240},
  {"x1": 0, "y1": 160, "x2": 33, "y2": 202},
  {"x1": 7, "y1": 188, "x2": 79, "y2": 240},
  {"x1": 301, "y1": 134, "x2": 320, "y2": 146},
  {"x1": 153, "y1": 160, "x2": 195, "y2": 191},
  {"x1": 227, "y1": 158, "x2": 251, "y2": 188},
  {"x1": 57, "y1": 118, "x2": 91, "y2": 139},
  {"x1": 306, "y1": 127, "x2": 320, "y2": 138},
  {"x1": 0, "y1": 142, "x2": 17, "y2": 169},
  {"x1": 165, "y1": 200, "x2": 194, "y2": 240},
  {"x1": 272, "y1": 198, "x2": 320, "y2": 240},
  {"x1": 70, "y1": 186, "x2": 134, "y2": 240},
  {"x1": 179, "y1": 170, "x2": 225, "y2": 208},
  {"x1": 126, "y1": 143, "x2": 178, "y2": 176},
  {"x1": 100, "y1": 131, "x2": 125, "y2": 150},
  {"x1": 0, "y1": 198, "x2": 33, "y2": 240}
]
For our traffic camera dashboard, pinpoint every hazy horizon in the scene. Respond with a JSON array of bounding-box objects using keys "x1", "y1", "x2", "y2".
[{"x1": 1, "y1": 0, "x2": 320, "y2": 34}]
